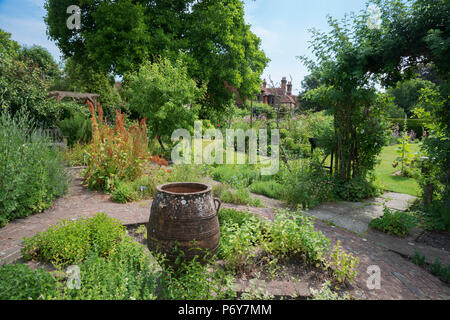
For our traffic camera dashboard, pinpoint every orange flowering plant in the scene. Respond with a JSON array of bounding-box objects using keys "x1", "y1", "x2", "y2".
[{"x1": 83, "y1": 101, "x2": 168, "y2": 192}]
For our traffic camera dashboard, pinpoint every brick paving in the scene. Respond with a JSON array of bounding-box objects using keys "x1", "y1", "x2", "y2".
[{"x1": 0, "y1": 169, "x2": 449, "y2": 300}]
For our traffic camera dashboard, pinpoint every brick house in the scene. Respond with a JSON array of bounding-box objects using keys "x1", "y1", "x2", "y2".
[{"x1": 257, "y1": 77, "x2": 298, "y2": 110}]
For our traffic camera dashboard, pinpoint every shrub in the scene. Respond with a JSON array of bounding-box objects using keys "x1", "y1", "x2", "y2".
[
  {"x1": 125, "y1": 57, "x2": 206, "y2": 150},
  {"x1": 165, "y1": 164, "x2": 204, "y2": 183},
  {"x1": 0, "y1": 112, "x2": 68, "y2": 226},
  {"x1": 62, "y1": 237, "x2": 159, "y2": 300},
  {"x1": 22, "y1": 213, "x2": 126, "y2": 266},
  {"x1": 0, "y1": 264, "x2": 59, "y2": 300},
  {"x1": 412, "y1": 251, "x2": 426, "y2": 267},
  {"x1": 210, "y1": 165, "x2": 260, "y2": 188},
  {"x1": 82, "y1": 102, "x2": 167, "y2": 192},
  {"x1": 58, "y1": 112, "x2": 92, "y2": 147},
  {"x1": 110, "y1": 180, "x2": 138, "y2": 203},
  {"x1": 333, "y1": 175, "x2": 381, "y2": 202},
  {"x1": 252, "y1": 102, "x2": 276, "y2": 119},
  {"x1": 268, "y1": 211, "x2": 330, "y2": 263},
  {"x1": 217, "y1": 209, "x2": 266, "y2": 273},
  {"x1": 63, "y1": 142, "x2": 88, "y2": 166},
  {"x1": 0, "y1": 33, "x2": 59, "y2": 127},
  {"x1": 285, "y1": 159, "x2": 335, "y2": 209},
  {"x1": 390, "y1": 118, "x2": 430, "y2": 140},
  {"x1": 213, "y1": 184, "x2": 263, "y2": 207},
  {"x1": 327, "y1": 241, "x2": 359, "y2": 283},
  {"x1": 369, "y1": 206, "x2": 417, "y2": 237},
  {"x1": 249, "y1": 180, "x2": 286, "y2": 200},
  {"x1": 430, "y1": 258, "x2": 450, "y2": 284},
  {"x1": 111, "y1": 170, "x2": 170, "y2": 203},
  {"x1": 159, "y1": 255, "x2": 236, "y2": 300}
]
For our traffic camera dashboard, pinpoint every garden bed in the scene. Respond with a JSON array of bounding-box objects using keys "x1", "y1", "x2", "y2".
[{"x1": 126, "y1": 216, "x2": 355, "y2": 300}]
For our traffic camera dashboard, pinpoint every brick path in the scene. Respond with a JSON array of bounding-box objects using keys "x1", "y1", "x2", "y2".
[{"x1": 0, "y1": 168, "x2": 449, "y2": 300}]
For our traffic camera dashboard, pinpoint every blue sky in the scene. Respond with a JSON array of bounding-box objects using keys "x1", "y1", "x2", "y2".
[{"x1": 0, "y1": 0, "x2": 369, "y2": 94}]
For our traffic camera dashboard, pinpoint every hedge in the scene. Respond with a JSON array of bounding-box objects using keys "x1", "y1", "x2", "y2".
[{"x1": 389, "y1": 118, "x2": 431, "y2": 139}]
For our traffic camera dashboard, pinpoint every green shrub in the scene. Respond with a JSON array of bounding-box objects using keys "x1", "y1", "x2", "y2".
[
  {"x1": 58, "y1": 112, "x2": 92, "y2": 147},
  {"x1": 327, "y1": 241, "x2": 359, "y2": 284},
  {"x1": 0, "y1": 264, "x2": 59, "y2": 300},
  {"x1": 62, "y1": 237, "x2": 159, "y2": 300},
  {"x1": 285, "y1": 159, "x2": 335, "y2": 209},
  {"x1": 111, "y1": 171, "x2": 169, "y2": 203},
  {"x1": 217, "y1": 209, "x2": 266, "y2": 273},
  {"x1": 412, "y1": 251, "x2": 426, "y2": 267},
  {"x1": 64, "y1": 142, "x2": 88, "y2": 166},
  {"x1": 210, "y1": 165, "x2": 260, "y2": 188},
  {"x1": 249, "y1": 180, "x2": 286, "y2": 200},
  {"x1": 333, "y1": 175, "x2": 381, "y2": 202},
  {"x1": 110, "y1": 181, "x2": 138, "y2": 203},
  {"x1": 390, "y1": 118, "x2": 430, "y2": 139},
  {"x1": 252, "y1": 102, "x2": 276, "y2": 119},
  {"x1": 0, "y1": 112, "x2": 69, "y2": 226},
  {"x1": 22, "y1": 213, "x2": 126, "y2": 266},
  {"x1": 159, "y1": 255, "x2": 236, "y2": 300},
  {"x1": 430, "y1": 258, "x2": 450, "y2": 284},
  {"x1": 369, "y1": 206, "x2": 417, "y2": 236},
  {"x1": 166, "y1": 164, "x2": 204, "y2": 183},
  {"x1": 213, "y1": 184, "x2": 263, "y2": 207},
  {"x1": 268, "y1": 211, "x2": 330, "y2": 263}
]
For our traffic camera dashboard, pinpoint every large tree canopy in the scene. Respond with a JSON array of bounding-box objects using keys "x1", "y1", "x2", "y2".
[{"x1": 44, "y1": 0, "x2": 269, "y2": 116}]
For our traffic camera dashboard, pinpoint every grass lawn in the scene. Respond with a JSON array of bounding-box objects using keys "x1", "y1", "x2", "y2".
[{"x1": 374, "y1": 143, "x2": 421, "y2": 196}]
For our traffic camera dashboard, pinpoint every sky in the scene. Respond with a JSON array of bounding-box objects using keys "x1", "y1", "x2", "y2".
[{"x1": 0, "y1": 0, "x2": 370, "y2": 94}]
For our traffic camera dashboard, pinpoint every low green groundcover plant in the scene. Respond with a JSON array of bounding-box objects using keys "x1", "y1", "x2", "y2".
[
  {"x1": 369, "y1": 206, "x2": 417, "y2": 237},
  {"x1": 22, "y1": 213, "x2": 127, "y2": 266},
  {"x1": 10, "y1": 213, "x2": 236, "y2": 300},
  {"x1": 0, "y1": 264, "x2": 59, "y2": 300},
  {"x1": 412, "y1": 252, "x2": 450, "y2": 284},
  {"x1": 218, "y1": 208, "x2": 359, "y2": 284},
  {"x1": 249, "y1": 180, "x2": 286, "y2": 200},
  {"x1": 212, "y1": 183, "x2": 263, "y2": 207},
  {"x1": 430, "y1": 258, "x2": 450, "y2": 284},
  {"x1": 5, "y1": 211, "x2": 359, "y2": 300}
]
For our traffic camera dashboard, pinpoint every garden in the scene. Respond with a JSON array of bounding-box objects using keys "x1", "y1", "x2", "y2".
[{"x1": 0, "y1": 0, "x2": 449, "y2": 301}]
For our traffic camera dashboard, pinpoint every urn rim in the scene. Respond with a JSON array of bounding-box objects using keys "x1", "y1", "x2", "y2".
[{"x1": 156, "y1": 182, "x2": 212, "y2": 196}]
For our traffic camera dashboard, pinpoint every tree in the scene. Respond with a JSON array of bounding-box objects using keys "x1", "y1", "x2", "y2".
[
  {"x1": 51, "y1": 57, "x2": 124, "y2": 121},
  {"x1": 301, "y1": 0, "x2": 448, "y2": 221},
  {"x1": 0, "y1": 29, "x2": 59, "y2": 126},
  {"x1": 297, "y1": 73, "x2": 324, "y2": 112},
  {"x1": 19, "y1": 45, "x2": 60, "y2": 79},
  {"x1": 44, "y1": 0, "x2": 268, "y2": 117},
  {"x1": 124, "y1": 57, "x2": 206, "y2": 150},
  {"x1": 387, "y1": 78, "x2": 437, "y2": 117},
  {"x1": 300, "y1": 13, "x2": 389, "y2": 182}
]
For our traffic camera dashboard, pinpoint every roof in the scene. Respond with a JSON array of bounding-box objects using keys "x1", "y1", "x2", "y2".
[
  {"x1": 261, "y1": 87, "x2": 298, "y2": 105},
  {"x1": 48, "y1": 91, "x2": 99, "y2": 103}
]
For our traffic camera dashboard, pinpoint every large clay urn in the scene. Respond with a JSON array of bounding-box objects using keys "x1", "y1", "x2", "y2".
[{"x1": 147, "y1": 182, "x2": 221, "y2": 264}]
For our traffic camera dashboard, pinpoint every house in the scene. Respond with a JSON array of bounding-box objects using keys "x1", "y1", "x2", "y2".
[{"x1": 257, "y1": 77, "x2": 298, "y2": 111}]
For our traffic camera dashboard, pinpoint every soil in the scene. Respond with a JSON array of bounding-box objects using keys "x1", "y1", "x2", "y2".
[{"x1": 416, "y1": 230, "x2": 450, "y2": 252}]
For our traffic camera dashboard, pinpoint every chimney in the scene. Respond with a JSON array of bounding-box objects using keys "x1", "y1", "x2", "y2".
[
  {"x1": 262, "y1": 79, "x2": 267, "y2": 89},
  {"x1": 281, "y1": 77, "x2": 287, "y2": 94},
  {"x1": 287, "y1": 81, "x2": 292, "y2": 95}
]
